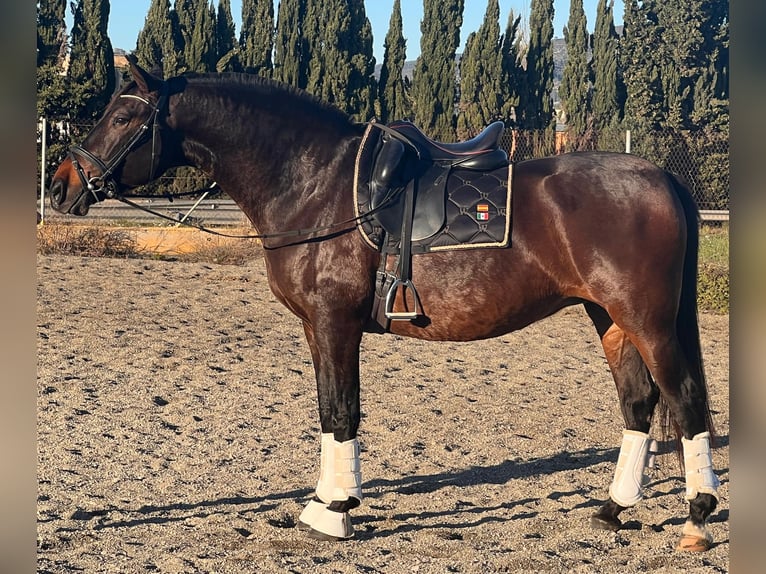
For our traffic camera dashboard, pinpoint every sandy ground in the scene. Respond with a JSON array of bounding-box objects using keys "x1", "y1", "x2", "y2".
[{"x1": 37, "y1": 255, "x2": 729, "y2": 573}]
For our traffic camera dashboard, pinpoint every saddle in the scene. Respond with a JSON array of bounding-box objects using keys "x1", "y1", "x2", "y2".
[
  {"x1": 368, "y1": 120, "x2": 509, "y2": 241},
  {"x1": 353, "y1": 120, "x2": 513, "y2": 330}
]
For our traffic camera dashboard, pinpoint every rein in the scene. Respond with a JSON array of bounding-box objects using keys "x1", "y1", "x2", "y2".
[{"x1": 112, "y1": 192, "x2": 396, "y2": 242}]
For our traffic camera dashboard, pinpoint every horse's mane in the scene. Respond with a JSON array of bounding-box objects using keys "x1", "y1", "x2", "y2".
[{"x1": 172, "y1": 72, "x2": 356, "y2": 129}]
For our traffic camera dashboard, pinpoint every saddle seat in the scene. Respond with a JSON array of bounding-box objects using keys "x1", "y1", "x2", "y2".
[{"x1": 386, "y1": 120, "x2": 507, "y2": 169}]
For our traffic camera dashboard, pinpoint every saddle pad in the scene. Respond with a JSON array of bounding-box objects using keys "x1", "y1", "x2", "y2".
[
  {"x1": 353, "y1": 123, "x2": 513, "y2": 252},
  {"x1": 425, "y1": 166, "x2": 511, "y2": 251}
]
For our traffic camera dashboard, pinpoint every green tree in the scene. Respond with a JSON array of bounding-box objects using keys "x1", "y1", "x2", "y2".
[
  {"x1": 273, "y1": 0, "x2": 308, "y2": 87},
  {"x1": 37, "y1": 0, "x2": 68, "y2": 119},
  {"x1": 559, "y1": 0, "x2": 590, "y2": 149},
  {"x1": 304, "y1": 0, "x2": 376, "y2": 120},
  {"x1": 239, "y1": 0, "x2": 274, "y2": 76},
  {"x1": 175, "y1": 0, "x2": 217, "y2": 73},
  {"x1": 37, "y1": 0, "x2": 70, "y2": 190},
  {"x1": 457, "y1": 0, "x2": 502, "y2": 139},
  {"x1": 216, "y1": 0, "x2": 240, "y2": 72},
  {"x1": 67, "y1": 0, "x2": 115, "y2": 120},
  {"x1": 346, "y1": 0, "x2": 377, "y2": 120},
  {"x1": 622, "y1": 0, "x2": 665, "y2": 132},
  {"x1": 37, "y1": 0, "x2": 67, "y2": 68},
  {"x1": 591, "y1": 0, "x2": 624, "y2": 134},
  {"x1": 378, "y1": 0, "x2": 411, "y2": 123},
  {"x1": 519, "y1": 0, "x2": 555, "y2": 135},
  {"x1": 498, "y1": 10, "x2": 523, "y2": 127},
  {"x1": 656, "y1": 1, "x2": 728, "y2": 129},
  {"x1": 411, "y1": 0, "x2": 464, "y2": 140},
  {"x1": 135, "y1": 0, "x2": 182, "y2": 76}
]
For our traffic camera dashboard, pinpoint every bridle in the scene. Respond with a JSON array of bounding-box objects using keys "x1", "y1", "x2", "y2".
[{"x1": 68, "y1": 84, "x2": 169, "y2": 207}]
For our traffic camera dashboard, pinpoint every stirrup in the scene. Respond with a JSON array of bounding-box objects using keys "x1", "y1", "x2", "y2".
[{"x1": 385, "y1": 278, "x2": 422, "y2": 320}]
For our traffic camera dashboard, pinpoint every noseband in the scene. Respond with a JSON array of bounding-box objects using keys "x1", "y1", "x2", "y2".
[{"x1": 68, "y1": 85, "x2": 169, "y2": 204}]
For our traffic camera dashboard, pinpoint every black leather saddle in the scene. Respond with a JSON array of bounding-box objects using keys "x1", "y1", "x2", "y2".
[{"x1": 369, "y1": 120, "x2": 508, "y2": 241}]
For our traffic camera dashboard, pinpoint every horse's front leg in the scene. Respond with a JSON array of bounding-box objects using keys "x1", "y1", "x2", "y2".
[{"x1": 296, "y1": 320, "x2": 363, "y2": 541}]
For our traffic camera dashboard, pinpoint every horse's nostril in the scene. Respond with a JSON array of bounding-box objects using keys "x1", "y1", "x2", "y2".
[{"x1": 49, "y1": 180, "x2": 64, "y2": 207}]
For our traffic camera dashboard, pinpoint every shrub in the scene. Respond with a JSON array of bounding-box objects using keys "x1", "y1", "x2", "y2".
[
  {"x1": 37, "y1": 223, "x2": 142, "y2": 258},
  {"x1": 697, "y1": 224, "x2": 729, "y2": 313}
]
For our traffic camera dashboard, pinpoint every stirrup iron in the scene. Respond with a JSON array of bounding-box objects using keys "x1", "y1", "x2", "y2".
[{"x1": 385, "y1": 278, "x2": 422, "y2": 320}]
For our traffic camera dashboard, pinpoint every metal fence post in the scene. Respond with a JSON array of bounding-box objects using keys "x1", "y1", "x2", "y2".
[
  {"x1": 625, "y1": 129, "x2": 631, "y2": 154},
  {"x1": 39, "y1": 117, "x2": 47, "y2": 224}
]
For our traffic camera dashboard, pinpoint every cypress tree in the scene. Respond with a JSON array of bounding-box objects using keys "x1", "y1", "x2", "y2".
[
  {"x1": 519, "y1": 0, "x2": 555, "y2": 137},
  {"x1": 175, "y1": 0, "x2": 217, "y2": 73},
  {"x1": 37, "y1": 0, "x2": 67, "y2": 68},
  {"x1": 304, "y1": 0, "x2": 342, "y2": 104},
  {"x1": 239, "y1": 0, "x2": 274, "y2": 76},
  {"x1": 37, "y1": 0, "x2": 70, "y2": 188},
  {"x1": 559, "y1": 0, "x2": 590, "y2": 149},
  {"x1": 411, "y1": 0, "x2": 464, "y2": 140},
  {"x1": 273, "y1": 0, "x2": 308, "y2": 87},
  {"x1": 691, "y1": 1, "x2": 728, "y2": 128},
  {"x1": 37, "y1": 0, "x2": 69, "y2": 120},
  {"x1": 622, "y1": 0, "x2": 665, "y2": 132},
  {"x1": 303, "y1": 0, "x2": 375, "y2": 120},
  {"x1": 378, "y1": 0, "x2": 411, "y2": 123},
  {"x1": 216, "y1": 0, "x2": 239, "y2": 72},
  {"x1": 346, "y1": 0, "x2": 377, "y2": 121},
  {"x1": 135, "y1": 0, "x2": 182, "y2": 76},
  {"x1": 67, "y1": 0, "x2": 115, "y2": 120},
  {"x1": 656, "y1": 1, "x2": 728, "y2": 129},
  {"x1": 498, "y1": 10, "x2": 523, "y2": 127},
  {"x1": 457, "y1": 0, "x2": 502, "y2": 139},
  {"x1": 591, "y1": 0, "x2": 624, "y2": 132}
]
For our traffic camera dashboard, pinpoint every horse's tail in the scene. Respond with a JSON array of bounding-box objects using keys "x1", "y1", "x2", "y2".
[{"x1": 658, "y1": 171, "x2": 716, "y2": 464}]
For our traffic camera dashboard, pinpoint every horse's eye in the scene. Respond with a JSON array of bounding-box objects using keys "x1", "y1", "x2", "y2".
[{"x1": 113, "y1": 116, "x2": 129, "y2": 127}]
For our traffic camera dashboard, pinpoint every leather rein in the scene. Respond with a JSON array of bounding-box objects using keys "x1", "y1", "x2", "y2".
[{"x1": 68, "y1": 92, "x2": 399, "y2": 243}]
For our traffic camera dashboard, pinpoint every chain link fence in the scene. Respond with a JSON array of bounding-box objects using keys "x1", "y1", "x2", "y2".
[
  {"x1": 499, "y1": 127, "x2": 729, "y2": 213},
  {"x1": 39, "y1": 119, "x2": 729, "y2": 223}
]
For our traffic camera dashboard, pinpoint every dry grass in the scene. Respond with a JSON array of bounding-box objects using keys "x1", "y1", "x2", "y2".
[
  {"x1": 37, "y1": 223, "x2": 144, "y2": 258},
  {"x1": 175, "y1": 234, "x2": 262, "y2": 265},
  {"x1": 36, "y1": 223, "x2": 263, "y2": 263}
]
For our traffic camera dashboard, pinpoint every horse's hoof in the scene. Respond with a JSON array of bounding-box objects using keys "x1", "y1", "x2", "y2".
[
  {"x1": 590, "y1": 513, "x2": 622, "y2": 532},
  {"x1": 306, "y1": 527, "x2": 353, "y2": 542},
  {"x1": 296, "y1": 520, "x2": 312, "y2": 531},
  {"x1": 677, "y1": 534, "x2": 712, "y2": 552}
]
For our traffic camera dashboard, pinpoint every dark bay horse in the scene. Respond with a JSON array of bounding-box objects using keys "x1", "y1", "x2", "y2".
[{"x1": 49, "y1": 59, "x2": 720, "y2": 551}]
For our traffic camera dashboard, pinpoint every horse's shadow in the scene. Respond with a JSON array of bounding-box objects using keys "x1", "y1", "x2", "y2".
[{"x1": 89, "y1": 436, "x2": 729, "y2": 537}]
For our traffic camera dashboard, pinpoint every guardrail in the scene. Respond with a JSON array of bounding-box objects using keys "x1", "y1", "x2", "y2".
[
  {"x1": 38, "y1": 199, "x2": 729, "y2": 225},
  {"x1": 38, "y1": 198, "x2": 250, "y2": 226}
]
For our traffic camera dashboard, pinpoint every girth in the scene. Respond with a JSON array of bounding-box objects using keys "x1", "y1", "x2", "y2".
[{"x1": 354, "y1": 120, "x2": 513, "y2": 331}]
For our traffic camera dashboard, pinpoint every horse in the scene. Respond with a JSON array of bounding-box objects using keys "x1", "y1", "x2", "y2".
[{"x1": 49, "y1": 58, "x2": 720, "y2": 551}]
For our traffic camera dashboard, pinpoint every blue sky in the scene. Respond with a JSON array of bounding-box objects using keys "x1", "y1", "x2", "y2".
[{"x1": 95, "y1": 0, "x2": 624, "y2": 63}]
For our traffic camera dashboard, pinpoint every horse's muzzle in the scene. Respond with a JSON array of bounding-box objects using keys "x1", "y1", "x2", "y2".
[{"x1": 49, "y1": 177, "x2": 93, "y2": 216}]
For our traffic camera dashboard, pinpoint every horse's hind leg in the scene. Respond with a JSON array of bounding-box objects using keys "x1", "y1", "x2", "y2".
[
  {"x1": 587, "y1": 302, "x2": 720, "y2": 550},
  {"x1": 627, "y1": 322, "x2": 719, "y2": 551},
  {"x1": 584, "y1": 303, "x2": 660, "y2": 531}
]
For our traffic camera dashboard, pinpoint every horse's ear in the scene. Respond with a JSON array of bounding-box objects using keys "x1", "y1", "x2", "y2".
[{"x1": 125, "y1": 53, "x2": 164, "y2": 95}]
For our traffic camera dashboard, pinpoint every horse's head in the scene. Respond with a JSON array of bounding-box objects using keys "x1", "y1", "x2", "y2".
[{"x1": 49, "y1": 57, "x2": 178, "y2": 215}]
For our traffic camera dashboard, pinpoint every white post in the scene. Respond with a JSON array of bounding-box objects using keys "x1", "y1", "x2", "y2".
[
  {"x1": 39, "y1": 117, "x2": 47, "y2": 224},
  {"x1": 625, "y1": 129, "x2": 631, "y2": 154},
  {"x1": 174, "y1": 182, "x2": 218, "y2": 226}
]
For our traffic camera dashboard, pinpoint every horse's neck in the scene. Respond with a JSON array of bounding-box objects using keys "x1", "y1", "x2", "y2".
[{"x1": 171, "y1": 83, "x2": 359, "y2": 233}]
